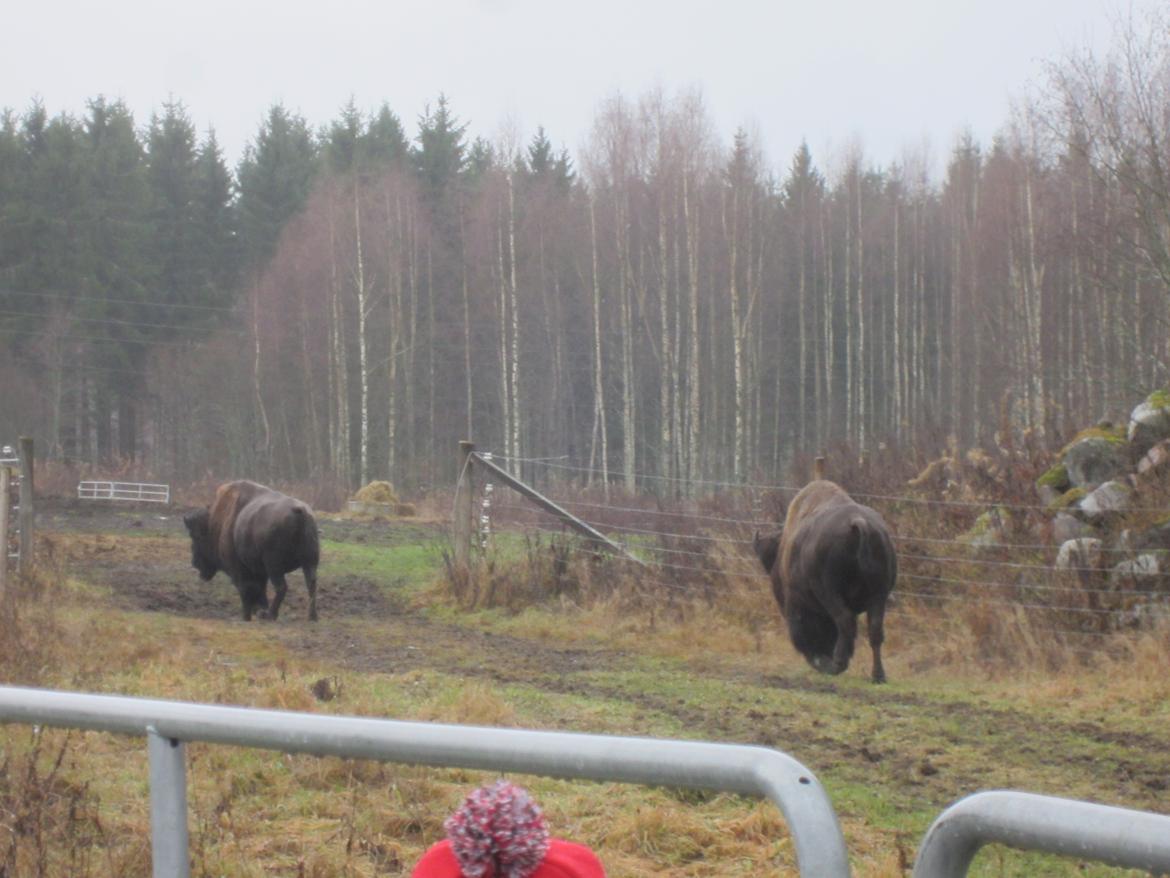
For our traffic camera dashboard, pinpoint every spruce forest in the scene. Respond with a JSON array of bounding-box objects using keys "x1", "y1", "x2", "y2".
[{"x1": 3, "y1": 17, "x2": 1169, "y2": 497}]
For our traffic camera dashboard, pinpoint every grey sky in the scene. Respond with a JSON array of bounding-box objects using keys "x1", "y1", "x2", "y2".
[{"x1": 3, "y1": 0, "x2": 1146, "y2": 176}]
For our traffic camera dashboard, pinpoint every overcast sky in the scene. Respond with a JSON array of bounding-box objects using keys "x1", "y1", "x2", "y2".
[{"x1": 2, "y1": 0, "x2": 1151, "y2": 177}]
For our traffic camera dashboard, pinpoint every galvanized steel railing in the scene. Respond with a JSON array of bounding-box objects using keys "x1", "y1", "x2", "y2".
[
  {"x1": 913, "y1": 790, "x2": 1170, "y2": 877},
  {"x1": 0, "y1": 685, "x2": 849, "y2": 878},
  {"x1": 7, "y1": 686, "x2": 1170, "y2": 878}
]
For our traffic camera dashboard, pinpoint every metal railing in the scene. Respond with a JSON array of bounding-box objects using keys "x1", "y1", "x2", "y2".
[
  {"x1": 78, "y1": 480, "x2": 171, "y2": 504},
  {"x1": 913, "y1": 790, "x2": 1170, "y2": 876},
  {"x1": 0, "y1": 685, "x2": 849, "y2": 878},
  {"x1": 6, "y1": 686, "x2": 1170, "y2": 877}
]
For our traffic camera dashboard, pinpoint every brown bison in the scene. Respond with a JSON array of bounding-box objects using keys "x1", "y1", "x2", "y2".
[
  {"x1": 183, "y1": 480, "x2": 319, "y2": 621},
  {"x1": 753, "y1": 480, "x2": 896, "y2": 682}
]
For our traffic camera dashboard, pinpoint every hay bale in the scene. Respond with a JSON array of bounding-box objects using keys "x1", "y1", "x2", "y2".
[{"x1": 354, "y1": 481, "x2": 399, "y2": 504}]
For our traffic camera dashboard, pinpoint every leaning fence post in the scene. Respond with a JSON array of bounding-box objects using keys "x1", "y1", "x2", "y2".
[
  {"x1": 148, "y1": 727, "x2": 190, "y2": 878},
  {"x1": 454, "y1": 441, "x2": 476, "y2": 568},
  {"x1": 18, "y1": 437, "x2": 33, "y2": 576},
  {"x1": 0, "y1": 467, "x2": 9, "y2": 602}
]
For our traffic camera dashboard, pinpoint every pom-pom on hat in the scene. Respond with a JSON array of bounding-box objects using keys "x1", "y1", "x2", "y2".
[{"x1": 411, "y1": 781, "x2": 605, "y2": 878}]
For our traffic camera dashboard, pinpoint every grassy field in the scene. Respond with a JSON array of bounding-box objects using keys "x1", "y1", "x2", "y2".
[{"x1": 1, "y1": 500, "x2": 1168, "y2": 876}]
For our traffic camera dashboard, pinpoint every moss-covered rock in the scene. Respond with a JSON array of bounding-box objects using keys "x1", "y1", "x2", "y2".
[
  {"x1": 1078, "y1": 479, "x2": 1132, "y2": 524},
  {"x1": 1062, "y1": 423, "x2": 1127, "y2": 452},
  {"x1": 1146, "y1": 388, "x2": 1170, "y2": 409},
  {"x1": 1129, "y1": 390, "x2": 1170, "y2": 459},
  {"x1": 1061, "y1": 436, "x2": 1127, "y2": 489},
  {"x1": 1037, "y1": 463, "x2": 1070, "y2": 490},
  {"x1": 1048, "y1": 486, "x2": 1087, "y2": 513}
]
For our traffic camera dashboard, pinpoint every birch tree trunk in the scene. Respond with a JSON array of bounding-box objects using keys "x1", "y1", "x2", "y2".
[
  {"x1": 507, "y1": 171, "x2": 521, "y2": 464},
  {"x1": 251, "y1": 280, "x2": 272, "y2": 472},
  {"x1": 353, "y1": 183, "x2": 371, "y2": 487},
  {"x1": 683, "y1": 174, "x2": 701, "y2": 491},
  {"x1": 658, "y1": 190, "x2": 675, "y2": 483},
  {"x1": 856, "y1": 173, "x2": 866, "y2": 450},
  {"x1": 588, "y1": 196, "x2": 609, "y2": 495},
  {"x1": 496, "y1": 195, "x2": 512, "y2": 462},
  {"x1": 617, "y1": 194, "x2": 637, "y2": 491}
]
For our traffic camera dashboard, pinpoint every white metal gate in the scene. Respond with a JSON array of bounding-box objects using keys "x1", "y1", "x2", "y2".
[{"x1": 78, "y1": 480, "x2": 171, "y2": 503}]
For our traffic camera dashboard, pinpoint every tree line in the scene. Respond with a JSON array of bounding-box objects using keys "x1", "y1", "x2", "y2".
[{"x1": 2, "y1": 14, "x2": 1169, "y2": 496}]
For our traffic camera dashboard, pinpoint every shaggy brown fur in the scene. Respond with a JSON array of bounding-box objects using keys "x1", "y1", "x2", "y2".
[
  {"x1": 183, "y1": 480, "x2": 319, "y2": 621},
  {"x1": 753, "y1": 480, "x2": 896, "y2": 682}
]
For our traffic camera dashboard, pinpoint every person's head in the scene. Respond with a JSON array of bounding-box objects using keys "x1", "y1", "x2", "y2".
[{"x1": 411, "y1": 780, "x2": 605, "y2": 878}]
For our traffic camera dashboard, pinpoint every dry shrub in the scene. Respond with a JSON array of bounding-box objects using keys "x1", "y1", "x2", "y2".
[
  {"x1": 440, "y1": 536, "x2": 630, "y2": 613},
  {"x1": 0, "y1": 552, "x2": 68, "y2": 686},
  {"x1": 892, "y1": 598, "x2": 1089, "y2": 676},
  {"x1": 0, "y1": 730, "x2": 119, "y2": 878}
]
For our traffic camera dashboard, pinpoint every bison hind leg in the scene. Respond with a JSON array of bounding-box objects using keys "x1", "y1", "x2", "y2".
[
  {"x1": 866, "y1": 601, "x2": 888, "y2": 684},
  {"x1": 267, "y1": 573, "x2": 290, "y2": 621},
  {"x1": 237, "y1": 578, "x2": 268, "y2": 621},
  {"x1": 304, "y1": 566, "x2": 318, "y2": 622}
]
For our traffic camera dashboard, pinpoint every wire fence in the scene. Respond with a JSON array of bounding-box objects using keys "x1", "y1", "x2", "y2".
[{"x1": 475, "y1": 453, "x2": 1170, "y2": 645}]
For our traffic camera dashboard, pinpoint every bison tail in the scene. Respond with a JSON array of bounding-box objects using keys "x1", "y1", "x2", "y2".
[{"x1": 851, "y1": 517, "x2": 874, "y2": 571}]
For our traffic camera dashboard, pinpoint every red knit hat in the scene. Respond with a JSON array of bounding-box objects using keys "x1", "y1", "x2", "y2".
[{"x1": 411, "y1": 781, "x2": 606, "y2": 878}]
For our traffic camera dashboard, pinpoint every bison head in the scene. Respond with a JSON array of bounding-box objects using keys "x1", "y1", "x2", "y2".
[
  {"x1": 182, "y1": 508, "x2": 218, "y2": 580},
  {"x1": 787, "y1": 606, "x2": 850, "y2": 676}
]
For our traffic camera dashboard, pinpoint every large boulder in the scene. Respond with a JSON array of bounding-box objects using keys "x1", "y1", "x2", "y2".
[
  {"x1": 1128, "y1": 391, "x2": 1170, "y2": 459},
  {"x1": 1053, "y1": 512, "x2": 1095, "y2": 543},
  {"x1": 1078, "y1": 480, "x2": 1133, "y2": 524},
  {"x1": 1062, "y1": 433, "x2": 1127, "y2": 489},
  {"x1": 1110, "y1": 553, "x2": 1168, "y2": 588},
  {"x1": 1056, "y1": 537, "x2": 1102, "y2": 571},
  {"x1": 1035, "y1": 462, "x2": 1070, "y2": 506},
  {"x1": 1137, "y1": 438, "x2": 1170, "y2": 479}
]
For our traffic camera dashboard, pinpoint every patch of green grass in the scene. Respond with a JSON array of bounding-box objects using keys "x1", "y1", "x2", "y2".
[{"x1": 322, "y1": 538, "x2": 442, "y2": 590}]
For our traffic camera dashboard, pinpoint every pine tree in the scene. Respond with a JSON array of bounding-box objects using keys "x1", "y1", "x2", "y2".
[
  {"x1": 237, "y1": 104, "x2": 318, "y2": 271},
  {"x1": 413, "y1": 95, "x2": 467, "y2": 199},
  {"x1": 192, "y1": 129, "x2": 240, "y2": 307},
  {"x1": 364, "y1": 103, "x2": 409, "y2": 167},
  {"x1": 145, "y1": 100, "x2": 200, "y2": 323}
]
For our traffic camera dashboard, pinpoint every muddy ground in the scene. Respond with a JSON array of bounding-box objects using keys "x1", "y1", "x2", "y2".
[{"x1": 36, "y1": 497, "x2": 1170, "y2": 822}]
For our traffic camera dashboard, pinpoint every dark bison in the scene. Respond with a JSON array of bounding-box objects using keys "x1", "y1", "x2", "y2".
[
  {"x1": 183, "y1": 480, "x2": 319, "y2": 621},
  {"x1": 753, "y1": 480, "x2": 896, "y2": 682}
]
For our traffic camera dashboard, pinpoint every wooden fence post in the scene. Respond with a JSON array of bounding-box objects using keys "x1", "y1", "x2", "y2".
[
  {"x1": 0, "y1": 467, "x2": 9, "y2": 602},
  {"x1": 18, "y1": 437, "x2": 33, "y2": 576},
  {"x1": 454, "y1": 441, "x2": 476, "y2": 568},
  {"x1": 814, "y1": 456, "x2": 826, "y2": 481}
]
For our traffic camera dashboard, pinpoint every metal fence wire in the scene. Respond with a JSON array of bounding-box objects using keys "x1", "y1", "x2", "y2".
[{"x1": 473, "y1": 453, "x2": 1170, "y2": 639}]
